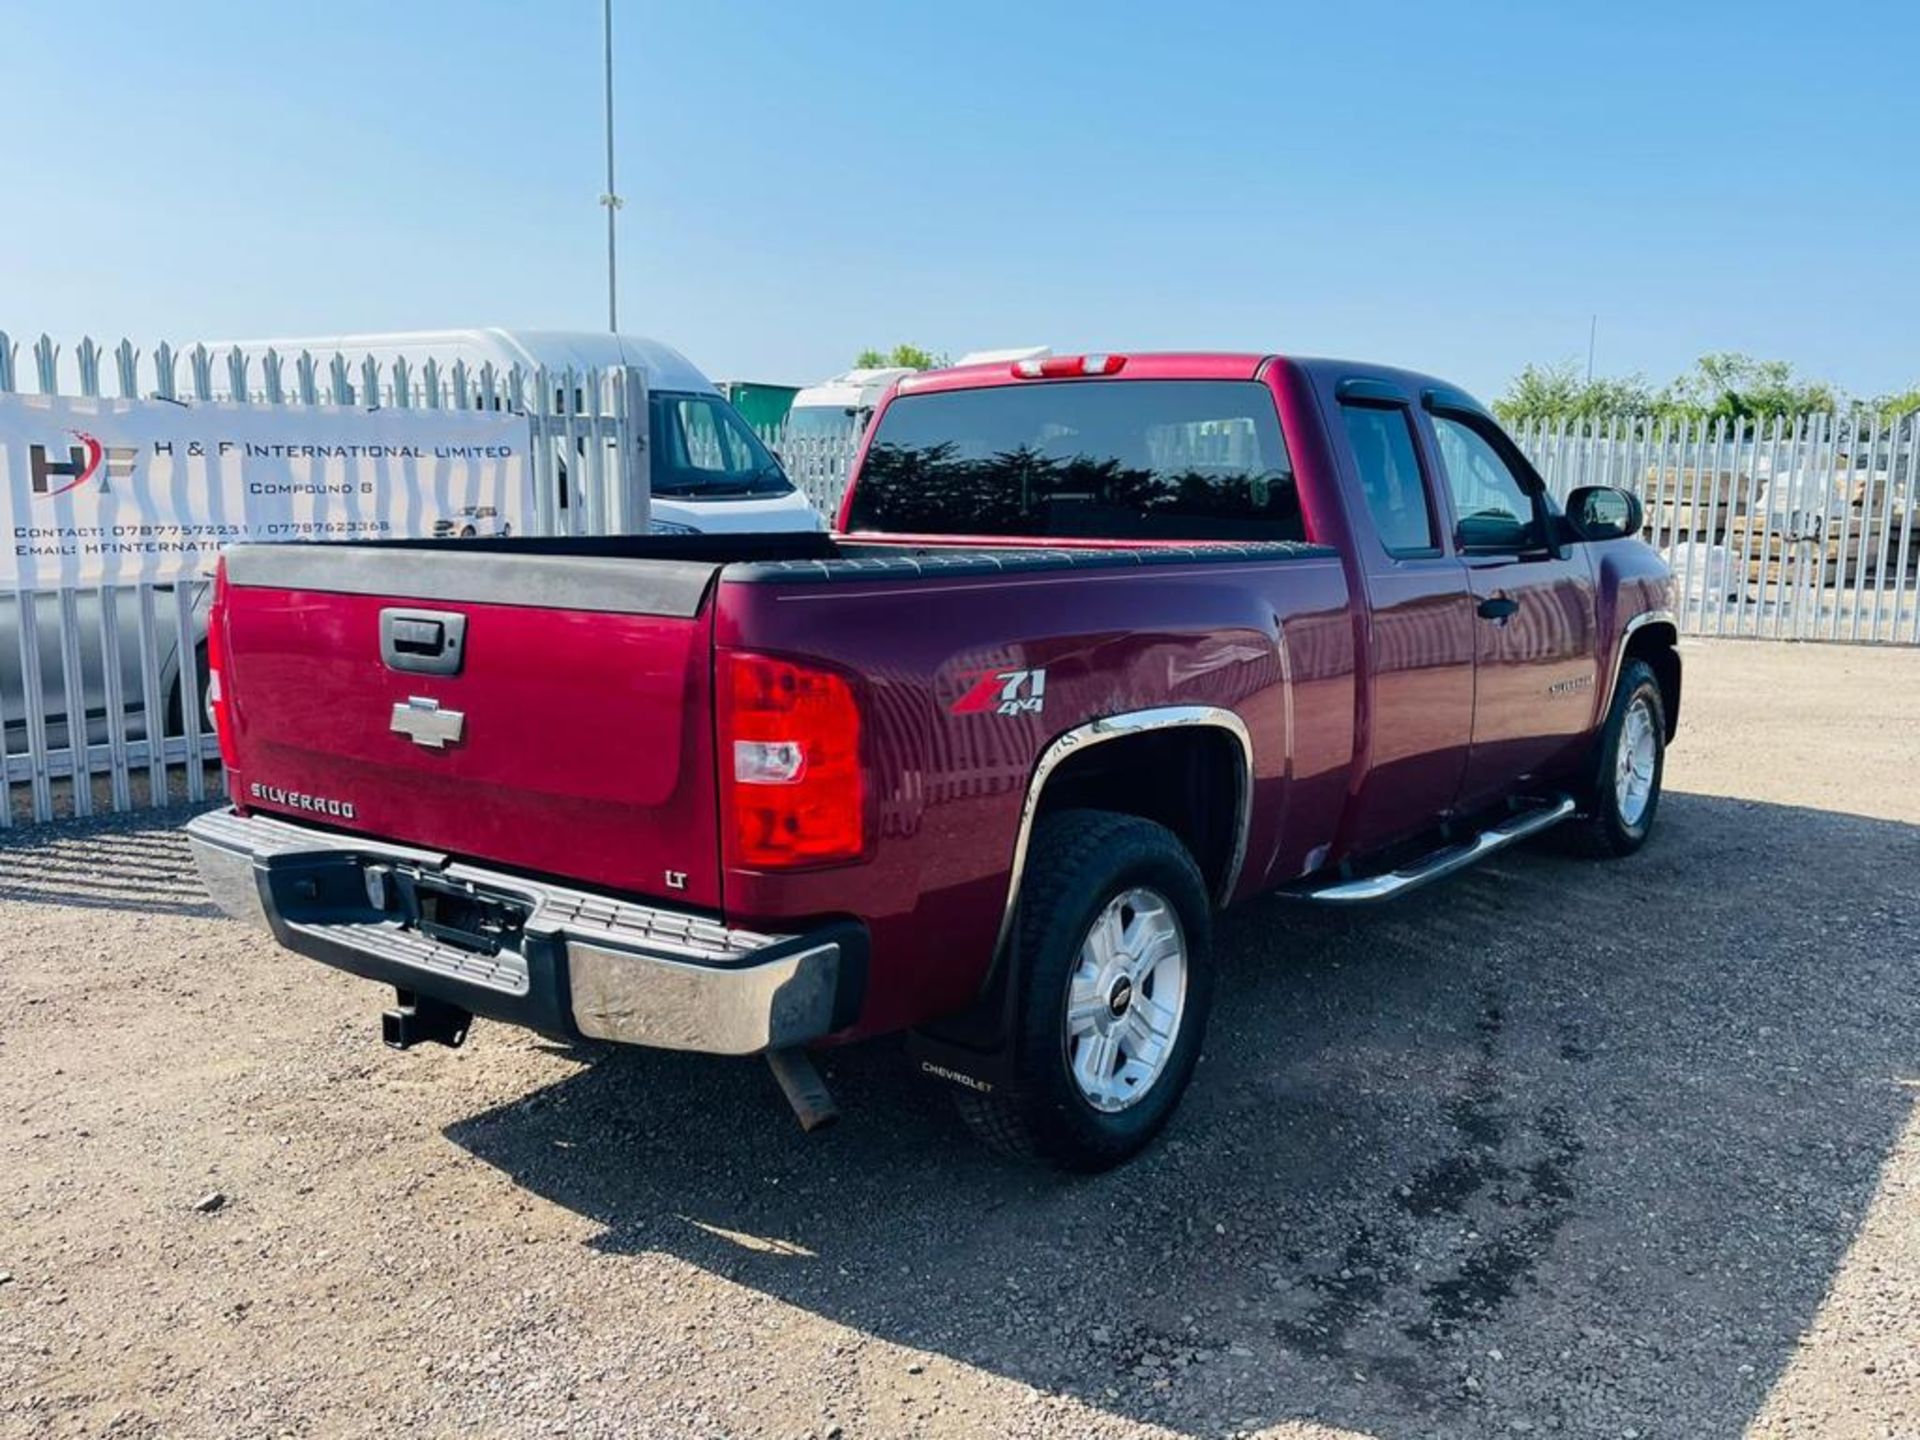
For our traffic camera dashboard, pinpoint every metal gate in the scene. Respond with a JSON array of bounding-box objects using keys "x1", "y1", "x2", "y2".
[
  {"x1": 1, "y1": 329, "x2": 649, "y2": 826},
  {"x1": 1511, "y1": 413, "x2": 1920, "y2": 644}
]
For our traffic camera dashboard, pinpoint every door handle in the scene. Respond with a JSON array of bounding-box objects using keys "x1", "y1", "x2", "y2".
[{"x1": 1477, "y1": 594, "x2": 1520, "y2": 622}]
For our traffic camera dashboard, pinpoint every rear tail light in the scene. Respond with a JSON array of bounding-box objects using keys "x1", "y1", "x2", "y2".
[
  {"x1": 1012, "y1": 353, "x2": 1127, "y2": 379},
  {"x1": 720, "y1": 651, "x2": 864, "y2": 868},
  {"x1": 208, "y1": 559, "x2": 239, "y2": 770}
]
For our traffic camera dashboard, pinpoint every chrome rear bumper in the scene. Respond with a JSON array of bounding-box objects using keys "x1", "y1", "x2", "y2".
[{"x1": 185, "y1": 807, "x2": 861, "y2": 1055}]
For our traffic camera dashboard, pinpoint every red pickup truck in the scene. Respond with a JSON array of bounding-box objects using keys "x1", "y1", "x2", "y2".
[{"x1": 187, "y1": 352, "x2": 1677, "y2": 1169}]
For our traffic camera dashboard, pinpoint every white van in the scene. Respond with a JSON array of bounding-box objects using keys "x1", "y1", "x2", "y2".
[
  {"x1": 207, "y1": 328, "x2": 824, "y2": 535},
  {"x1": 6, "y1": 330, "x2": 830, "y2": 762}
]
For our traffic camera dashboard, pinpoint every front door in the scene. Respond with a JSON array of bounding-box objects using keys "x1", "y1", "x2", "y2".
[{"x1": 1427, "y1": 410, "x2": 1599, "y2": 808}]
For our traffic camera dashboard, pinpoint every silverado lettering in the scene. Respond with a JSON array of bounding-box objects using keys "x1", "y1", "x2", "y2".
[{"x1": 247, "y1": 782, "x2": 356, "y2": 820}]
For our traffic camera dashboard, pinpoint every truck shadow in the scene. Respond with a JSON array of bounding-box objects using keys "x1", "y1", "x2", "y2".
[
  {"x1": 443, "y1": 790, "x2": 1920, "y2": 1438},
  {"x1": 0, "y1": 802, "x2": 223, "y2": 917}
]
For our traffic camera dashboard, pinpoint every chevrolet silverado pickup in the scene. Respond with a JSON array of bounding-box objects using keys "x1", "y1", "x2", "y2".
[{"x1": 187, "y1": 352, "x2": 1679, "y2": 1170}]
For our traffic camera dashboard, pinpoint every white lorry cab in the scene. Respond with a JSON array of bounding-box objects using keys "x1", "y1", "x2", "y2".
[
  {"x1": 206, "y1": 328, "x2": 824, "y2": 535},
  {"x1": 785, "y1": 366, "x2": 918, "y2": 446},
  {"x1": 786, "y1": 350, "x2": 1051, "y2": 448}
]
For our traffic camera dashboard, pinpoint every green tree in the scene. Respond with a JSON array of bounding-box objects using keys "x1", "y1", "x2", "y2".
[
  {"x1": 1493, "y1": 360, "x2": 1654, "y2": 422},
  {"x1": 1654, "y1": 352, "x2": 1840, "y2": 421},
  {"x1": 853, "y1": 344, "x2": 947, "y2": 371},
  {"x1": 1865, "y1": 385, "x2": 1920, "y2": 423},
  {"x1": 1497, "y1": 352, "x2": 1853, "y2": 425}
]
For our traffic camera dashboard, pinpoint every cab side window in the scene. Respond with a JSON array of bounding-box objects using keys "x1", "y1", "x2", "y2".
[
  {"x1": 1431, "y1": 415, "x2": 1543, "y2": 552},
  {"x1": 1340, "y1": 403, "x2": 1437, "y2": 556}
]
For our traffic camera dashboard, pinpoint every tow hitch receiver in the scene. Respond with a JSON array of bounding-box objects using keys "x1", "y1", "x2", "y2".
[{"x1": 382, "y1": 990, "x2": 473, "y2": 1050}]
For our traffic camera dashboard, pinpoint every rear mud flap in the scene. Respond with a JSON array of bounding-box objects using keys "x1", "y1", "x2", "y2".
[{"x1": 904, "y1": 937, "x2": 1024, "y2": 1098}]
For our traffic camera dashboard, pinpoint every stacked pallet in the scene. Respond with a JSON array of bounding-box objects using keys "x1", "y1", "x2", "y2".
[
  {"x1": 1721, "y1": 510, "x2": 1920, "y2": 587},
  {"x1": 1642, "y1": 467, "x2": 1749, "y2": 545}
]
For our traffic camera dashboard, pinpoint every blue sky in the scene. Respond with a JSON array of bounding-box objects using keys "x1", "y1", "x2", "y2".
[{"x1": 3, "y1": 1, "x2": 1915, "y2": 402}]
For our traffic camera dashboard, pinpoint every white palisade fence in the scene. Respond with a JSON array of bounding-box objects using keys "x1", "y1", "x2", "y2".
[
  {"x1": 0, "y1": 329, "x2": 649, "y2": 826},
  {"x1": 754, "y1": 427, "x2": 864, "y2": 519},
  {"x1": 1509, "y1": 414, "x2": 1920, "y2": 645}
]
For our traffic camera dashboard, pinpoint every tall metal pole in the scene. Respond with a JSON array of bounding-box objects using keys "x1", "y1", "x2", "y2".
[
  {"x1": 1586, "y1": 313, "x2": 1597, "y2": 383},
  {"x1": 599, "y1": 0, "x2": 623, "y2": 333}
]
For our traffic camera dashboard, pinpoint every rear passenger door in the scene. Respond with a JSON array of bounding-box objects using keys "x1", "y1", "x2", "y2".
[
  {"x1": 1332, "y1": 382, "x2": 1477, "y2": 850},
  {"x1": 1423, "y1": 401, "x2": 1598, "y2": 807}
]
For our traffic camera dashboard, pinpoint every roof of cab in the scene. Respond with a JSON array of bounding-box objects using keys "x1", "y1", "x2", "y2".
[
  {"x1": 893, "y1": 351, "x2": 1272, "y2": 396},
  {"x1": 889, "y1": 352, "x2": 1494, "y2": 416},
  {"x1": 1286, "y1": 356, "x2": 1493, "y2": 414}
]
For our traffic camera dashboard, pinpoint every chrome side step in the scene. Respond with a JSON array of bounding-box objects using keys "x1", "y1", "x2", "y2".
[{"x1": 1290, "y1": 796, "x2": 1577, "y2": 905}]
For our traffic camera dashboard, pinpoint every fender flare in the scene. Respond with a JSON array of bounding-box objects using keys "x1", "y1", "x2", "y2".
[
  {"x1": 910, "y1": 705, "x2": 1255, "y2": 1096},
  {"x1": 1599, "y1": 608, "x2": 1677, "y2": 720},
  {"x1": 993, "y1": 705, "x2": 1255, "y2": 960}
]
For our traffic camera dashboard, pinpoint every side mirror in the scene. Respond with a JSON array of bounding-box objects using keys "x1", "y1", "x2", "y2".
[{"x1": 1565, "y1": 485, "x2": 1643, "y2": 542}]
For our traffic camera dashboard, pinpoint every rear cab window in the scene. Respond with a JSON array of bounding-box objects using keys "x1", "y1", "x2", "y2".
[{"x1": 847, "y1": 380, "x2": 1303, "y2": 541}]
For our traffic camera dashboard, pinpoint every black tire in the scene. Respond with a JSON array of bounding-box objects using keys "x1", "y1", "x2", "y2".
[
  {"x1": 1566, "y1": 657, "x2": 1667, "y2": 857},
  {"x1": 955, "y1": 810, "x2": 1214, "y2": 1171},
  {"x1": 164, "y1": 641, "x2": 213, "y2": 738}
]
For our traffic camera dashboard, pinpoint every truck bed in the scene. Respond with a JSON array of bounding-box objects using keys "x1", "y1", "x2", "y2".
[
  {"x1": 227, "y1": 531, "x2": 1331, "y2": 608},
  {"x1": 217, "y1": 532, "x2": 1335, "y2": 917}
]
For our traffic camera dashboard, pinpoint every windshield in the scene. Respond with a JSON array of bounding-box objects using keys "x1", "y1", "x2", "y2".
[
  {"x1": 649, "y1": 392, "x2": 793, "y2": 498},
  {"x1": 846, "y1": 379, "x2": 1302, "y2": 540}
]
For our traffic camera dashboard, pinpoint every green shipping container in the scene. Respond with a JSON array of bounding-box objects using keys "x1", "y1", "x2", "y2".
[{"x1": 717, "y1": 381, "x2": 800, "y2": 432}]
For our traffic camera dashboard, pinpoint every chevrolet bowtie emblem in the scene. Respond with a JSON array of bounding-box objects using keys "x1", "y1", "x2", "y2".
[{"x1": 390, "y1": 696, "x2": 465, "y2": 749}]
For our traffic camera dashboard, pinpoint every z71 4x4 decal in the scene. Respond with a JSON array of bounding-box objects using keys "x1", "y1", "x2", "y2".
[{"x1": 950, "y1": 667, "x2": 1048, "y2": 717}]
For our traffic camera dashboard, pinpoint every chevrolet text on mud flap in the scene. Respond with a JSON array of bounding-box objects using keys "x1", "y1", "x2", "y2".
[{"x1": 187, "y1": 351, "x2": 1680, "y2": 1171}]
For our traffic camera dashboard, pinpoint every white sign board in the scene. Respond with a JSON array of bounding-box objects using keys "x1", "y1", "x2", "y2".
[{"x1": 0, "y1": 393, "x2": 532, "y2": 587}]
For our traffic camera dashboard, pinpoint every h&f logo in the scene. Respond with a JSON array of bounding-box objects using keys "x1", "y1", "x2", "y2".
[{"x1": 28, "y1": 430, "x2": 137, "y2": 498}]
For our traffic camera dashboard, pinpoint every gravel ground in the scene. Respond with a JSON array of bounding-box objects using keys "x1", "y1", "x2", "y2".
[{"x1": 2, "y1": 638, "x2": 1916, "y2": 1440}]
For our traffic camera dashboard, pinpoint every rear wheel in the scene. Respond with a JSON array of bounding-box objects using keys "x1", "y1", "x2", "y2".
[
  {"x1": 1568, "y1": 657, "x2": 1666, "y2": 857},
  {"x1": 955, "y1": 810, "x2": 1213, "y2": 1171},
  {"x1": 164, "y1": 641, "x2": 214, "y2": 738}
]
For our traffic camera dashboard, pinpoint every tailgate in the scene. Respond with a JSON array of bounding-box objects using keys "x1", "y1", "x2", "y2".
[{"x1": 219, "y1": 544, "x2": 724, "y2": 908}]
